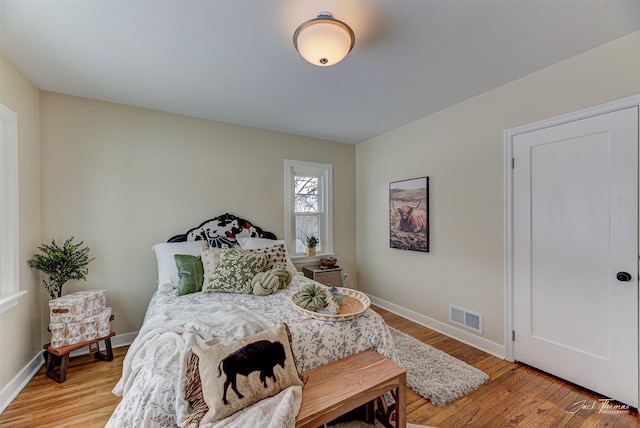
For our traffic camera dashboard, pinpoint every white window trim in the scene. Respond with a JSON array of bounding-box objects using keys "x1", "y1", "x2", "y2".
[
  {"x1": 0, "y1": 103, "x2": 25, "y2": 314},
  {"x1": 284, "y1": 159, "x2": 333, "y2": 261}
]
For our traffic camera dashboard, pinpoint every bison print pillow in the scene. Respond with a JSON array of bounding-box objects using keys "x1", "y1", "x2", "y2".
[{"x1": 186, "y1": 323, "x2": 303, "y2": 423}]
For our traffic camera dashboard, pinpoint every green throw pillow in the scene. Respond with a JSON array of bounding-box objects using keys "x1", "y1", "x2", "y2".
[
  {"x1": 175, "y1": 254, "x2": 204, "y2": 296},
  {"x1": 206, "y1": 249, "x2": 267, "y2": 294}
]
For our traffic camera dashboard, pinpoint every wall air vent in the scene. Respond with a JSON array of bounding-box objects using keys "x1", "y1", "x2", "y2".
[{"x1": 449, "y1": 304, "x2": 482, "y2": 334}]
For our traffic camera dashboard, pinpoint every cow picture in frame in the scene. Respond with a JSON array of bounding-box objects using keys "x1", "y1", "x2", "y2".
[{"x1": 389, "y1": 177, "x2": 429, "y2": 252}]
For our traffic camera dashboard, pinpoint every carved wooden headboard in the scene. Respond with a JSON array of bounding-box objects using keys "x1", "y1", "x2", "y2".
[{"x1": 167, "y1": 213, "x2": 277, "y2": 248}]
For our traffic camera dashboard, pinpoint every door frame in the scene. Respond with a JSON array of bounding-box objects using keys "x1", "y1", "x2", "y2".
[{"x1": 504, "y1": 94, "x2": 640, "y2": 365}]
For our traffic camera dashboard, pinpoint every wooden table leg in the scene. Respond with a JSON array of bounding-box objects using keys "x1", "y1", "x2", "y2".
[
  {"x1": 395, "y1": 373, "x2": 407, "y2": 428},
  {"x1": 94, "y1": 337, "x2": 114, "y2": 362},
  {"x1": 45, "y1": 352, "x2": 69, "y2": 383},
  {"x1": 364, "y1": 400, "x2": 375, "y2": 423}
]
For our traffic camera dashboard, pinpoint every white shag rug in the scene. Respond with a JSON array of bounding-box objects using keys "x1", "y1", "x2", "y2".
[
  {"x1": 328, "y1": 328, "x2": 488, "y2": 428},
  {"x1": 389, "y1": 327, "x2": 489, "y2": 406}
]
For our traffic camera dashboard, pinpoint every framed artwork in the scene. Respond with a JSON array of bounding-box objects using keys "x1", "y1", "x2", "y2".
[{"x1": 389, "y1": 176, "x2": 429, "y2": 252}]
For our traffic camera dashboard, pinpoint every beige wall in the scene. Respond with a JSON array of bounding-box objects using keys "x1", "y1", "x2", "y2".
[
  {"x1": 0, "y1": 55, "x2": 42, "y2": 391},
  {"x1": 4, "y1": 28, "x2": 639, "y2": 400},
  {"x1": 39, "y1": 92, "x2": 356, "y2": 335},
  {"x1": 356, "y1": 32, "x2": 640, "y2": 346}
]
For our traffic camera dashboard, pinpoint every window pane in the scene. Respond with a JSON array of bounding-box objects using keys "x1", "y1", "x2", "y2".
[
  {"x1": 295, "y1": 175, "x2": 318, "y2": 213},
  {"x1": 295, "y1": 215, "x2": 319, "y2": 253},
  {"x1": 285, "y1": 159, "x2": 333, "y2": 257}
]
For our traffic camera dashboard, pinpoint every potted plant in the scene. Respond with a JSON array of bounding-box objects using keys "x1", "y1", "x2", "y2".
[
  {"x1": 27, "y1": 237, "x2": 95, "y2": 299},
  {"x1": 305, "y1": 235, "x2": 319, "y2": 256}
]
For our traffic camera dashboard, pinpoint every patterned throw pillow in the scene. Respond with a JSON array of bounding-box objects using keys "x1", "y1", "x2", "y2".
[
  {"x1": 184, "y1": 323, "x2": 303, "y2": 424},
  {"x1": 238, "y1": 239, "x2": 298, "y2": 278},
  {"x1": 201, "y1": 246, "x2": 223, "y2": 291},
  {"x1": 205, "y1": 248, "x2": 267, "y2": 294},
  {"x1": 174, "y1": 254, "x2": 204, "y2": 296},
  {"x1": 245, "y1": 243, "x2": 290, "y2": 272}
]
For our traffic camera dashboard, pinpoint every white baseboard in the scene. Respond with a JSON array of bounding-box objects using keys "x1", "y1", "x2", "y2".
[
  {"x1": 0, "y1": 350, "x2": 44, "y2": 414},
  {"x1": 0, "y1": 331, "x2": 138, "y2": 414},
  {"x1": 368, "y1": 294, "x2": 505, "y2": 359}
]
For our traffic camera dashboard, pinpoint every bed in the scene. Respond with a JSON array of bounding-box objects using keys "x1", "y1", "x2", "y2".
[{"x1": 106, "y1": 213, "x2": 398, "y2": 428}]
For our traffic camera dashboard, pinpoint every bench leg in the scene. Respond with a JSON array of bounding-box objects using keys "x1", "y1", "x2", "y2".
[
  {"x1": 395, "y1": 383, "x2": 406, "y2": 428},
  {"x1": 364, "y1": 400, "x2": 375, "y2": 423},
  {"x1": 376, "y1": 384, "x2": 406, "y2": 428},
  {"x1": 94, "y1": 337, "x2": 114, "y2": 362},
  {"x1": 376, "y1": 398, "x2": 395, "y2": 428},
  {"x1": 45, "y1": 352, "x2": 69, "y2": 383}
]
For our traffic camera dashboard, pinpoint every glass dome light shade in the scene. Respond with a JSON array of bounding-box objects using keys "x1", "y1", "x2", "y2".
[{"x1": 293, "y1": 13, "x2": 355, "y2": 67}]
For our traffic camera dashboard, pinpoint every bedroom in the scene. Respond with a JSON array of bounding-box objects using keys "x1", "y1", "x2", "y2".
[{"x1": 1, "y1": 0, "x2": 640, "y2": 426}]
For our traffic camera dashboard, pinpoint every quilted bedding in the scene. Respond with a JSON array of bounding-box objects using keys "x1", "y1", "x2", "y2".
[{"x1": 106, "y1": 275, "x2": 398, "y2": 427}]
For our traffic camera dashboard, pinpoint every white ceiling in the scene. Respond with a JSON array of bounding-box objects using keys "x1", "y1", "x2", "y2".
[{"x1": 2, "y1": 1, "x2": 640, "y2": 144}]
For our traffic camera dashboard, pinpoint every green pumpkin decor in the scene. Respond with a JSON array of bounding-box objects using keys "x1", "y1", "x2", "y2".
[{"x1": 294, "y1": 283, "x2": 328, "y2": 310}]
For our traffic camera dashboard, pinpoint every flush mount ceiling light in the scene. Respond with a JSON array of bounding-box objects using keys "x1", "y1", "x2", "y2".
[{"x1": 293, "y1": 12, "x2": 355, "y2": 67}]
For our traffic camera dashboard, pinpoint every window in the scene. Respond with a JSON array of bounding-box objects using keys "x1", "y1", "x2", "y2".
[
  {"x1": 284, "y1": 160, "x2": 333, "y2": 258},
  {"x1": 0, "y1": 103, "x2": 24, "y2": 314}
]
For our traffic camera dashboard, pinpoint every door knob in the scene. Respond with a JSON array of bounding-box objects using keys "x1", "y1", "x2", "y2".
[{"x1": 616, "y1": 272, "x2": 632, "y2": 282}]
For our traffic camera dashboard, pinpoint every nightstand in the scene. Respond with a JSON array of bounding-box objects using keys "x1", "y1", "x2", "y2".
[{"x1": 303, "y1": 266, "x2": 343, "y2": 287}]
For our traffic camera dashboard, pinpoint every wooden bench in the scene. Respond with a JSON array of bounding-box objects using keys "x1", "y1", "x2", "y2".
[
  {"x1": 296, "y1": 349, "x2": 406, "y2": 428},
  {"x1": 43, "y1": 331, "x2": 115, "y2": 383},
  {"x1": 43, "y1": 315, "x2": 116, "y2": 383}
]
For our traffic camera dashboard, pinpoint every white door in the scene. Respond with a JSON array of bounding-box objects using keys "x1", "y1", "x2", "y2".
[{"x1": 512, "y1": 106, "x2": 638, "y2": 408}]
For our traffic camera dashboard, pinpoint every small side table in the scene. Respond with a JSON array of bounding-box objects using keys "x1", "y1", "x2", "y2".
[
  {"x1": 303, "y1": 266, "x2": 343, "y2": 287},
  {"x1": 43, "y1": 314, "x2": 115, "y2": 383}
]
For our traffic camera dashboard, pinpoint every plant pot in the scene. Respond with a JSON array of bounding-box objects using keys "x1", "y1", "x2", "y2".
[{"x1": 305, "y1": 248, "x2": 316, "y2": 257}]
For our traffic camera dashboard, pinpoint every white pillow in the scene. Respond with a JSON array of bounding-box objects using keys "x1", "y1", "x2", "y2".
[
  {"x1": 152, "y1": 241, "x2": 207, "y2": 291},
  {"x1": 237, "y1": 237, "x2": 282, "y2": 249},
  {"x1": 237, "y1": 238, "x2": 298, "y2": 275}
]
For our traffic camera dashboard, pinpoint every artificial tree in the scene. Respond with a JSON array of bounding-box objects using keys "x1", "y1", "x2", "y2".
[{"x1": 27, "y1": 237, "x2": 95, "y2": 299}]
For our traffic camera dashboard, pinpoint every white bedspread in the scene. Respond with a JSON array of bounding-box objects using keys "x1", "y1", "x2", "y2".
[{"x1": 107, "y1": 275, "x2": 398, "y2": 427}]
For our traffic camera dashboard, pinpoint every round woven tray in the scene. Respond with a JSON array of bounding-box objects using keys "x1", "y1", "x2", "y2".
[{"x1": 291, "y1": 287, "x2": 370, "y2": 322}]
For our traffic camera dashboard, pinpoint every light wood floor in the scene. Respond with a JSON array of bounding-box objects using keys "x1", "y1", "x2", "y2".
[
  {"x1": 0, "y1": 345, "x2": 126, "y2": 428},
  {"x1": 1, "y1": 306, "x2": 638, "y2": 427}
]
